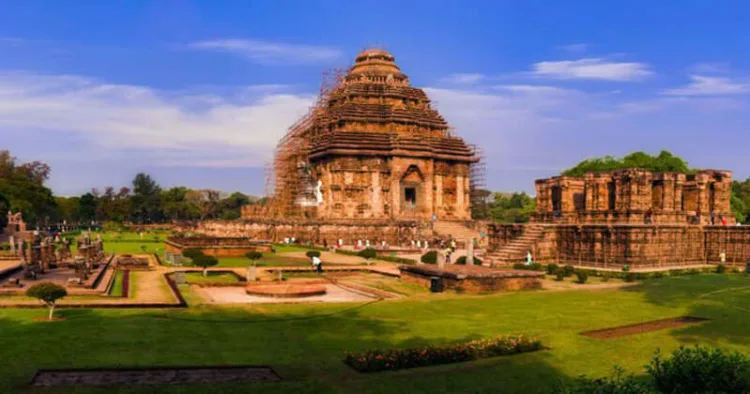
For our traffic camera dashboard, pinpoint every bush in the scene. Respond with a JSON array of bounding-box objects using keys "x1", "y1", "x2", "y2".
[
  {"x1": 357, "y1": 248, "x2": 377, "y2": 261},
  {"x1": 561, "y1": 366, "x2": 654, "y2": 394},
  {"x1": 421, "y1": 251, "x2": 437, "y2": 265},
  {"x1": 305, "y1": 250, "x2": 321, "y2": 258},
  {"x1": 576, "y1": 271, "x2": 589, "y2": 284},
  {"x1": 0, "y1": 242, "x2": 10, "y2": 251},
  {"x1": 192, "y1": 255, "x2": 219, "y2": 276},
  {"x1": 26, "y1": 282, "x2": 68, "y2": 321},
  {"x1": 622, "y1": 265, "x2": 630, "y2": 272},
  {"x1": 455, "y1": 256, "x2": 482, "y2": 265},
  {"x1": 555, "y1": 271, "x2": 565, "y2": 281},
  {"x1": 716, "y1": 264, "x2": 727, "y2": 274},
  {"x1": 547, "y1": 263, "x2": 559, "y2": 275},
  {"x1": 182, "y1": 248, "x2": 204, "y2": 260},
  {"x1": 601, "y1": 273, "x2": 611, "y2": 282},
  {"x1": 344, "y1": 335, "x2": 542, "y2": 373},
  {"x1": 245, "y1": 251, "x2": 263, "y2": 261},
  {"x1": 562, "y1": 265, "x2": 575, "y2": 277},
  {"x1": 647, "y1": 346, "x2": 750, "y2": 394}
]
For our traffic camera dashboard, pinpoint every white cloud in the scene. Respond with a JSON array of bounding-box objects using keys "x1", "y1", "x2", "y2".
[
  {"x1": 188, "y1": 39, "x2": 342, "y2": 65},
  {"x1": 440, "y1": 73, "x2": 485, "y2": 84},
  {"x1": 531, "y1": 58, "x2": 653, "y2": 81},
  {"x1": 662, "y1": 75, "x2": 750, "y2": 96},
  {"x1": 557, "y1": 43, "x2": 590, "y2": 53},
  {"x1": 0, "y1": 71, "x2": 315, "y2": 166}
]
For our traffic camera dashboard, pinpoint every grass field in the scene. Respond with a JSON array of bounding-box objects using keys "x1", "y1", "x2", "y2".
[
  {"x1": 2, "y1": 274, "x2": 750, "y2": 393},
  {"x1": 108, "y1": 270, "x2": 126, "y2": 297},
  {"x1": 185, "y1": 271, "x2": 239, "y2": 283}
]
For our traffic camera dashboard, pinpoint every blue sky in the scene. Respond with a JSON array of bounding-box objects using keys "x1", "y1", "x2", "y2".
[{"x1": 1, "y1": 1, "x2": 749, "y2": 196}]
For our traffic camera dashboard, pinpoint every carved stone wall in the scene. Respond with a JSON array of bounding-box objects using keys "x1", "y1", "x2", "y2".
[
  {"x1": 534, "y1": 169, "x2": 734, "y2": 225},
  {"x1": 489, "y1": 223, "x2": 750, "y2": 269},
  {"x1": 195, "y1": 219, "x2": 434, "y2": 246}
]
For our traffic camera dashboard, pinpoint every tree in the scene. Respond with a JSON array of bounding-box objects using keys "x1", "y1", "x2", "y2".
[
  {"x1": 489, "y1": 192, "x2": 536, "y2": 223},
  {"x1": 562, "y1": 150, "x2": 691, "y2": 177},
  {"x1": 357, "y1": 248, "x2": 377, "y2": 265},
  {"x1": 182, "y1": 248, "x2": 205, "y2": 260},
  {"x1": 162, "y1": 187, "x2": 199, "y2": 221},
  {"x1": 26, "y1": 282, "x2": 67, "y2": 320},
  {"x1": 185, "y1": 189, "x2": 221, "y2": 220},
  {"x1": 0, "y1": 151, "x2": 59, "y2": 225},
  {"x1": 470, "y1": 189, "x2": 492, "y2": 220},
  {"x1": 78, "y1": 193, "x2": 98, "y2": 222},
  {"x1": 0, "y1": 192, "x2": 8, "y2": 232},
  {"x1": 129, "y1": 173, "x2": 163, "y2": 223},
  {"x1": 193, "y1": 255, "x2": 218, "y2": 277},
  {"x1": 218, "y1": 192, "x2": 251, "y2": 220},
  {"x1": 245, "y1": 251, "x2": 263, "y2": 265}
]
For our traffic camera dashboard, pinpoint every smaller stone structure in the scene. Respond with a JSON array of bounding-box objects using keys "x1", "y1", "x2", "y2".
[
  {"x1": 535, "y1": 169, "x2": 734, "y2": 225},
  {"x1": 399, "y1": 264, "x2": 543, "y2": 293},
  {"x1": 165, "y1": 236, "x2": 272, "y2": 258}
]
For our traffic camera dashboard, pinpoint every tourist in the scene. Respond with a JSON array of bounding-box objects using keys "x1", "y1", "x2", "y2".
[
  {"x1": 526, "y1": 250, "x2": 533, "y2": 266},
  {"x1": 450, "y1": 239, "x2": 456, "y2": 251},
  {"x1": 645, "y1": 208, "x2": 653, "y2": 224},
  {"x1": 316, "y1": 256, "x2": 323, "y2": 274},
  {"x1": 720, "y1": 251, "x2": 727, "y2": 264},
  {"x1": 721, "y1": 216, "x2": 727, "y2": 226},
  {"x1": 445, "y1": 250, "x2": 452, "y2": 264},
  {"x1": 695, "y1": 209, "x2": 701, "y2": 225},
  {"x1": 312, "y1": 254, "x2": 321, "y2": 273}
]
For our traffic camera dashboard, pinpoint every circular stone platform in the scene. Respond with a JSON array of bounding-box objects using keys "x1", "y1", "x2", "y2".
[{"x1": 245, "y1": 283, "x2": 327, "y2": 298}]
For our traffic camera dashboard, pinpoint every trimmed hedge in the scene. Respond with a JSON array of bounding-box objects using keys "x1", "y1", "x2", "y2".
[
  {"x1": 273, "y1": 243, "x2": 329, "y2": 252},
  {"x1": 344, "y1": 335, "x2": 542, "y2": 373},
  {"x1": 421, "y1": 251, "x2": 438, "y2": 265},
  {"x1": 512, "y1": 263, "x2": 545, "y2": 271}
]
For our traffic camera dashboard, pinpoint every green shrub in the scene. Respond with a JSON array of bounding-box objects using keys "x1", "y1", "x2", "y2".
[
  {"x1": 624, "y1": 272, "x2": 637, "y2": 282},
  {"x1": 576, "y1": 271, "x2": 589, "y2": 284},
  {"x1": 600, "y1": 273, "x2": 611, "y2": 282},
  {"x1": 555, "y1": 271, "x2": 565, "y2": 281},
  {"x1": 716, "y1": 264, "x2": 727, "y2": 274},
  {"x1": 421, "y1": 251, "x2": 437, "y2": 265},
  {"x1": 561, "y1": 366, "x2": 654, "y2": 394},
  {"x1": 546, "y1": 263, "x2": 559, "y2": 275},
  {"x1": 0, "y1": 242, "x2": 10, "y2": 251},
  {"x1": 647, "y1": 346, "x2": 750, "y2": 394},
  {"x1": 357, "y1": 248, "x2": 377, "y2": 261},
  {"x1": 305, "y1": 250, "x2": 321, "y2": 258},
  {"x1": 562, "y1": 265, "x2": 575, "y2": 277},
  {"x1": 182, "y1": 248, "x2": 204, "y2": 260},
  {"x1": 245, "y1": 251, "x2": 263, "y2": 262},
  {"x1": 344, "y1": 335, "x2": 542, "y2": 373},
  {"x1": 622, "y1": 265, "x2": 630, "y2": 272}
]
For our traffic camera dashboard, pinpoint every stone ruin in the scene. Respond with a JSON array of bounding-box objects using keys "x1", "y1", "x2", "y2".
[
  {"x1": 4, "y1": 210, "x2": 27, "y2": 235},
  {"x1": 487, "y1": 169, "x2": 750, "y2": 269},
  {"x1": 72, "y1": 232, "x2": 105, "y2": 283},
  {"x1": 534, "y1": 169, "x2": 734, "y2": 225}
]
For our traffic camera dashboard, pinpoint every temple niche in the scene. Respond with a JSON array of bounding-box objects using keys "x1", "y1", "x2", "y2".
[
  {"x1": 257, "y1": 49, "x2": 478, "y2": 221},
  {"x1": 534, "y1": 169, "x2": 734, "y2": 225}
]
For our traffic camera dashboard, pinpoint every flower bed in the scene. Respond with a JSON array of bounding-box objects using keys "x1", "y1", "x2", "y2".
[{"x1": 344, "y1": 335, "x2": 542, "y2": 372}]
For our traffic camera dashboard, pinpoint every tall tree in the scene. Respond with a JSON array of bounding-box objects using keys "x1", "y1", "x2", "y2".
[
  {"x1": 0, "y1": 150, "x2": 58, "y2": 225},
  {"x1": 185, "y1": 189, "x2": 221, "y2": 220},
  {"x1": 217, "y1": 192, "x2": 250, "y2": 220},
  {"x1": 489, "y1": 192, "x2": 536, "y2": 223},
  {"x1": 129, "y1": 173, "x2": 164, "y2": 223},
  {"x1": 162, "y1": 187, "x2": 199, "y2": 221},
  {"x1": 78, "y1": 193, "x2": 97, "y2": 222},
  {"x1": 0, "y1": 192, "x2": 9, "y2": 232}
]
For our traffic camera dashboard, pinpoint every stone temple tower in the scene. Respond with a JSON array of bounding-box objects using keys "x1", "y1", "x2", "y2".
[{"x1": 262, "y1": 48, "x2": 478, "y2": 221}]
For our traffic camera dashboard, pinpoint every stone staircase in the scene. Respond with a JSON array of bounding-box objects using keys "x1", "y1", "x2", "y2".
[
  {"x1": 432, "y1": 221, "x2": 482, "y2": 242},
  {"x1": 485, "y1": 224, "x2": 546, "y2": 265}
]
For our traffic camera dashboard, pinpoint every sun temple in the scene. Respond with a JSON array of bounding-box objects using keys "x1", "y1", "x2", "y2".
[{"x1": 247, "y1": 49, "x2": 480, "y2": 221}]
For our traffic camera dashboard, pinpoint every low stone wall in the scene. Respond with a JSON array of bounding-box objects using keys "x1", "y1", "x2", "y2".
[
  {"x1": 400, "y1": 270, "x2": 542, "y2": 292},
  {"x1": 193, "y1": 219, "x2": 434, "y2": 246},
  {"x1": 489, "y1": 223, "x2": 750, "y2": 268},
  {"x1": 165, "y1": 237, "x2": 272, "y2": 257}
]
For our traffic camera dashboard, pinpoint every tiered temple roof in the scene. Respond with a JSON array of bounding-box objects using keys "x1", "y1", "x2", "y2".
[{"x1": 308, "y1": 48, "x2": 476, "y2": 163}]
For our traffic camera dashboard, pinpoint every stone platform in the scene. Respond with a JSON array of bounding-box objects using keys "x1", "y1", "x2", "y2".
[
  {"x1": 399, "y1": 264, "x2": 543, "y2": 293},
  {"x1": 165, "y1": 236, "x2": 272, "y2": 258}
]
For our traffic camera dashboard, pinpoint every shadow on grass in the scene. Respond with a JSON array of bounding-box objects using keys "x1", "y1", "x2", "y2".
[
  {"x1": 0, "y1": 304, "x2": 578, "y2": 394},
  {"x1": 621, "y1": 274, "x2": 750, "y2": 347}
]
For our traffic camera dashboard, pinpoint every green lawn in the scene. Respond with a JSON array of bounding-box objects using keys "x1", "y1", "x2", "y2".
[
  {"x1": 215, "y1": 254, "x2": 312, "y2": 268},
  {"x1": 2, "y1": 274, "x2": 750, "y2": 393},
  {"x1": 108, "y1": 270, "x2": 126, "y2": 297},
  {"x1": 185, "y1": 271, "x2": 239, "y2": 284}
]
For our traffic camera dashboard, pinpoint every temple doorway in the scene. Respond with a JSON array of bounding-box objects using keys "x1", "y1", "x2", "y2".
[{"x1": 400, "y1": 165, "x2": 424, "y2": 213}]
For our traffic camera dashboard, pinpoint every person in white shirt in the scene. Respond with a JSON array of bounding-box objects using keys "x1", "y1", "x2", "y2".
[{"x1": 312, "y1": 255, "x2": 322, "y2": 274}]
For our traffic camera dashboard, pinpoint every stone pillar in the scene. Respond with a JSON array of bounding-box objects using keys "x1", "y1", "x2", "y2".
[
  {"x1": 434, "y1": 175, "x2": 443, "y2": 217},
  {"x1": 9, "y1": 236, "x2": 15, "y2": 255},
  {"x1": 246, "y1": 266, "x2": 256, "y2": 282},
  {"x1": 466, "y1": 238, "x2": 474, "y2": 266},
  {"x1": 455, "y1": 174, "x2": 465, "y2": 218},
  {"x1": 371, "y1": 171, "x2": 383, "y2": 218}
]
